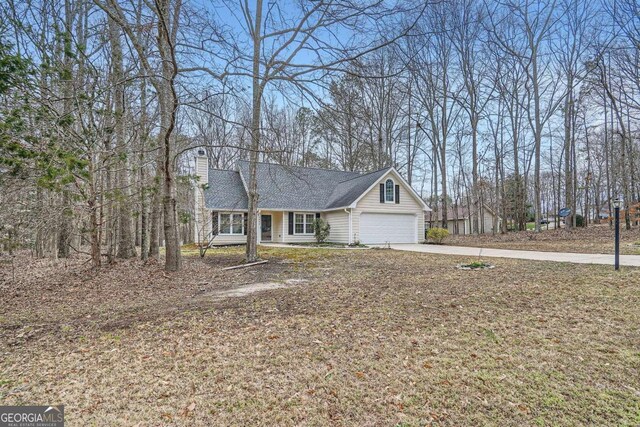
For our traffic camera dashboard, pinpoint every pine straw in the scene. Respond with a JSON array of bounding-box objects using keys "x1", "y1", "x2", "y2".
[
  {"x1": 1, "y1": 248, "x2": 639, "y2": 426},
  {"x1": 447, "y1": 224, "x2": 640, "y2": 255}
]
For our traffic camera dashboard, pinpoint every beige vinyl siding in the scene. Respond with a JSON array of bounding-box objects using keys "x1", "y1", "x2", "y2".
[
  {"x1": 353, "y1": 172, "x2": 425, "y2": 243},
  {"x1": 282, "y1": 211, "x2": 318, "y2": 243},
  {"x1": 210, "y1": 211, "x2": 247, "y2": 246},
  {"x1": 427, "y1": 213, "x2": 501, "y2": 235},
  {"x1": 324, "y1": 210, "x2": 350, "y2": 244},
  {"x1": 452, "y1": 218, "x2": 468, "y2": 235},
  {"x1": 271, "y1": 212, "x2": 284, "y2": 243},
  {"x1": 194, "y1": 187, "x2": 209, "y2": 243},
  {"x1": 195, "y1": 156, "x2": 208, "y2": 184},
  {"x1": 483, "y1": 211, "x2": 497, "y2": 234},
  {"x1": 211, "y1": 233, "x2": 247, "y2": 245},
  {"x1": 461, "y1": 219, "x2": 470, "y2": 235},
  {"x1": 193, "y1": 156, "x2": 210, "y2": 243},
  {"x1": 259, "y1": 211, "x2": 284, "y2": 243},
  {"x1": 426, "y1": 217, "x2": 467, "y2": 235}
]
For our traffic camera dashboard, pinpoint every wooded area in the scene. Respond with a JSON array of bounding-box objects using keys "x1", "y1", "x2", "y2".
[{"x1": 1, "y1": 0, "x2": 639, "y2": 270}]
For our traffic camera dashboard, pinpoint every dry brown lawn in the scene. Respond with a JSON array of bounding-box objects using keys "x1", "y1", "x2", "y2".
[
  {"x1": 447, "y1": 224, "x2": 640, "y2": 255},
  {"x1": 1, "y1": 247, "x2": 639, "y2": 426}
]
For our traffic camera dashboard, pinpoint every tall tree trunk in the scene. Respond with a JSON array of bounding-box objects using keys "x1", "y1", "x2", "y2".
[
  {"x1": 57, "y1": 0, "x2": 74, "y2": 258},
  {"x1": 406, "y1": 80, "x2": 413, "y2": 185},
  {"x1": 603, "y1": 91, "x2": 612, "y2": 228},
  {"x1": 511, "y1": 114, "x2": 523, "y2": 231},
  {"x1": 471, "y1": 114, "x2": 479, "y2": 234},
  {"x1": 563, "y1": 83, "x2": 574, "y2": 229},
  {"x1": 103, "y1": 88, "x2": 115, "y2": 263},
  {"x1": 35, "y1": 187, "x2": 45, "y2": 257},
  {"x1": 88, "y1": 176, "x2": 101, "y2": 267},
  {"x1": 109, "y1": 17, "x2": 136, "y2": 259},
  {"x1": 58, "y1": 191, "x2": 71, "y2": 258},
  {"x1": 600, "y1": 62, "x2": 632, "y2": 229},
  {"x1": 440, "y1": 72, "x2": 448, "y2": 229},
  {"x1": 104, "y1": 155, "x2": 115, "y2": 263},
  {"x1": 96, "y1": 0, "x2": 182, "y2": 269},
  {"x1": 246, "y1": 0, "x2": 263, "y2": 263},
  {"x1": 532, "y1": 51, "x2": 542, "y2": 233},
  {"x1": 148, "y1": 154, "x2": 161, "y2": 260},
  {"x1": 432, "y1": 133, "x2": 439, "y2": 224},
  {"x1": 157, "y1": 0, "x2": 181, "y2": 271},
  {"x1": 139, "y1": 71, "x2": 149, "y2": 261},
  {"x1": 440, "y1": 143, "x2": 448, "y2": 229},
  {"x1": 571, "y1": 108, "x2": 578, "y2": 226}
]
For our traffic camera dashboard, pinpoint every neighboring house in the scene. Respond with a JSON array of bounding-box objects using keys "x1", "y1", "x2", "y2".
[
  {"x1": 604, "y1": 202, "x2": 640, "y2": 226},
  {"x1": 193, "y1": 152, "x2": 430, "y2": 245},
  {"x1": 425, "y1": 205, "x2": 502, "y2": 235}
]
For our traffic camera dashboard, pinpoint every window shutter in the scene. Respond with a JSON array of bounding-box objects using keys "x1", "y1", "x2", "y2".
[
  {"x1": 288, "y1": 212, "x2": 294, "y2": 235},
  {"x1": 379, "y1": 183, "x2": 385, "y2": 203},
  {"x1": 315, "y1": 213, "x2": 321, "y2": 220},
  {"x1": 395, "y1": 185, "x2": 400, "y2": 204},
  {"x1": 211, "y1": 211, "x2": 219, "y2": 235},
  {"x1": 243, "y1": 213, "x2": 247, "y2": 235}
]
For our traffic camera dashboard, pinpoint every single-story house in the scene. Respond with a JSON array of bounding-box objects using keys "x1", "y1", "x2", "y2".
[
  {"x1": 604, "y1": 202, "x2": 640, "y2": 226},
  {"x1": 193, "y1": 153, "x2": 431, "y2": 245},
  {"x1": 425, "y1": 205, "x2": 502, "y2": 235}
]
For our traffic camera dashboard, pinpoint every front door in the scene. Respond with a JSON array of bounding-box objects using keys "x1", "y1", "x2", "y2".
[{"x1": 261, "y1": 215, "x2": 272, "y2": 242}]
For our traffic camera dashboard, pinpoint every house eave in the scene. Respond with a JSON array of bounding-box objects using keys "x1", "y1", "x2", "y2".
[
  {"x1": 205, "y1": 164, "x2": 431, "y2": 213},
  {"x1": 203, "y1": 207, "x2": 249, "y2": 212},
  {"x1": 346, "y1": 167, "x2": 431, "y2": 211},
  {"x1": 201, "y1": 206, "x2": 356, "y2": 213}
]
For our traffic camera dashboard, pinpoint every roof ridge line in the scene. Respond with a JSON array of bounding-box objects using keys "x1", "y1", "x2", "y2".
[
  {"x1": 237, "y1": 159, "x2": 362, "y2": 175},
  {"x1": 208, "y1": 166, "x2": 239, "y2": 173},
  {"x1": 336, "y1": 167, "x2": 391, "y2": 184}
]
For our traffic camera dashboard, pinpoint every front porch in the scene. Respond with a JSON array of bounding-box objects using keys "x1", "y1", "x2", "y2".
[
  {"x1": 197, "y1": 210, "x2": 321, "y2": 246},
  {"x1": 258, "y1": 210, "x2": 318, "y2": 244},
  {"x1": 257, "y1": 211, "x2": 283, "y2": 243}
]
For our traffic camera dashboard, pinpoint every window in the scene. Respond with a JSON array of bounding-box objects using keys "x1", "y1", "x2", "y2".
[
  {"x1": 385, "y1": 179, "x2": 395, "y2": 202},
  {"x1": 305, "y1": 213, "x2": 315, "y2": 234},
  {"x1": 294, "y1": 212, "x2": 315, "y2": 234},
  {"x1": 219, "y1": 213, "x2": 244, "y2": 235},
  {"x1": 295, "y1": 213, "x2": 304, "y2": 234},
  {"x1": 220, "y1": 214, "x2": 231, "y2": 234},
  {"x1": 232, "y1": 214, "x2": 243, "y2": 234}
]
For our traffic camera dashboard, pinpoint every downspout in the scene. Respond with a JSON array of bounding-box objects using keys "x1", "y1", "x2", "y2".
[{"x1": 345, "y1": 208, "x2": 352, "y2": 245}]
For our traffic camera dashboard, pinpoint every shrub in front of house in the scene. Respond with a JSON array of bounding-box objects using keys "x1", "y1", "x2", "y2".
[
  {"x1": 427, "y1": 227, "x2": 449, "y2": 244},
  {"x1": 313, "y1": 218, "x2": 331, "y2": 243}
]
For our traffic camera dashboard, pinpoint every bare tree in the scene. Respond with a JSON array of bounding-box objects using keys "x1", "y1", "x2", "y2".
[
  {"x1": 209, "y1": 0, "x2": 426, "y2": 262},
  {"x1": 487, "y1": 0, "x2": 568, "y2": 232},
  {"x1": 96, "y1": 0, "x2": 183, "y2": 270},
  {"x1": 108, "y1": 17, "x2": 137, "y2": 258},
  {"x1": 409, "y1": 3, "x2": 463, "y2": 228},
  {"x1": 450, "y1": 0, "x2": 492, "y2": 233}
]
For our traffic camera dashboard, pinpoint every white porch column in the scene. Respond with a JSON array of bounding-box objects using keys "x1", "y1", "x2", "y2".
[{"x1": 346, "y1": 208, "x2": 352, "y2": 245}]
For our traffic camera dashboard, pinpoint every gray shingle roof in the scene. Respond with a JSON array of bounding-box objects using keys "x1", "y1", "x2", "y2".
[
  {"x1": 203, "y1": 161, "x2": 393, "y2": 211},
  {"x1": 325, "y1": 168, "x2": 391, "y2": 209},
  {"x1": 204, "y1": 170, "x2": 248, "y2": 210}
]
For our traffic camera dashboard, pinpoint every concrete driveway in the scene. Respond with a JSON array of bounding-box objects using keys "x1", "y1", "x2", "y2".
[{"x1": 381, "y1": 244, "x2": 640, "y2": 267}]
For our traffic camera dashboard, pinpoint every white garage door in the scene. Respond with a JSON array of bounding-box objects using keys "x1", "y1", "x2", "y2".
[{"x1": 359, "y1": 213, "x2": 417, "y2": 244}]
